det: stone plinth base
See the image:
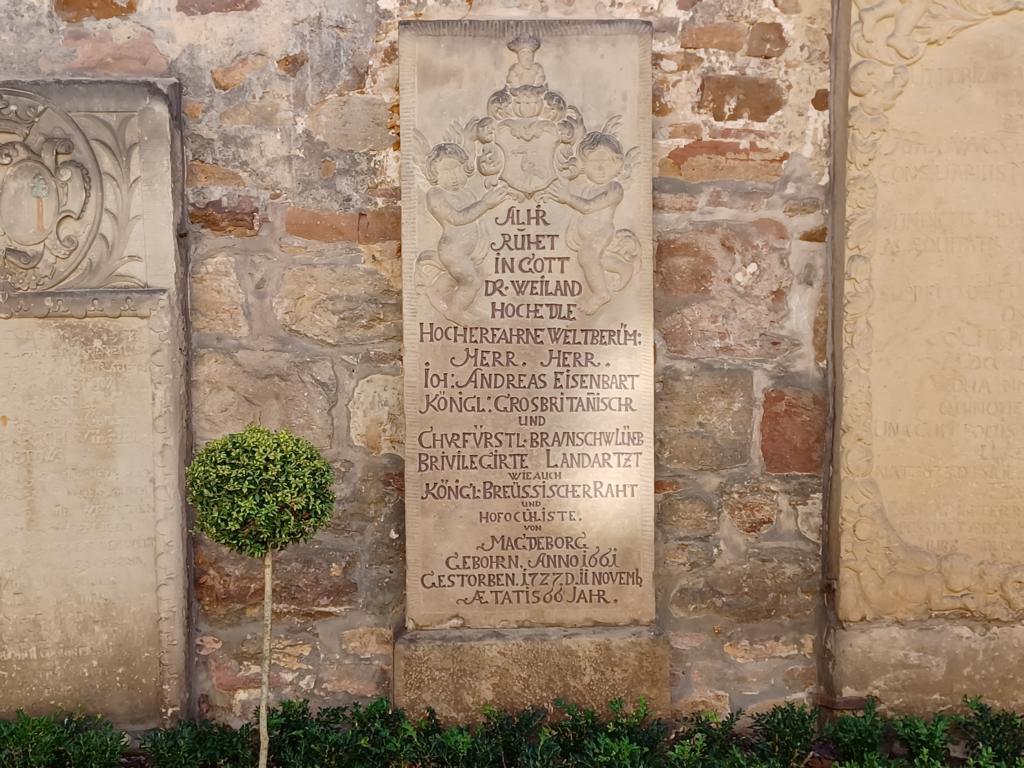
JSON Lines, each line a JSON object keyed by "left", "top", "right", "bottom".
{"left": 394, "top": 626, "right": 669, "bottom": 721}
{"left": 830, "top": 622, "right": 1024, "bottom": 713}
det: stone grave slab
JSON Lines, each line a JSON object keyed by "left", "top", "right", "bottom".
{"left": 833, "top": 3, "right": 1024, "bottom": 709}
{"left": 0, "top": 81, "right": 187, "bottom": 728}
{"left": 400, "top": 19, "right": 655, "bottom": 630}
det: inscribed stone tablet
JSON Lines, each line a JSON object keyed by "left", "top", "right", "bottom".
{"left": 0, "top": 81, "right": 186, "bottom": 727}
{"left": 837, "top": 9, "right": 1024, "bottom": 623}
{"left": 401, "top": 20, "right": 654, "bottom": 629}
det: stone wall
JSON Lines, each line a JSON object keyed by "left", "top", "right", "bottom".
{"left": 0, "top": 0, "right": 830, "bottom": 721}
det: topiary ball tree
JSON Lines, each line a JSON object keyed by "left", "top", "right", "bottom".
{"left": 186, "top": 425, "right": 335, "bottom": 768}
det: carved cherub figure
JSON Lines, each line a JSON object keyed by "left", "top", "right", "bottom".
{"left": 415, "top": 136, "right": 510, "bottom": 323}
{"left": 541, "top": 122, "right": 639, "bottom": 315}
{"left": 858, "top": 0, "right": 931, "bottom": 58}
{"left": 506, "top": 33, "right": 546, "bottom": 88}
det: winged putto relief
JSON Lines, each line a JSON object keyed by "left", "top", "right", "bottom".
{"left": 411, "top": 33, "right": 641, "bottom": 324}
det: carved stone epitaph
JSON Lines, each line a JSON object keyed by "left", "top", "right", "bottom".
{"left": 0, "top": 81, "right": 186, "bottom": 728}
{"left": 836, "top": 1, "right": 1024, "bottom": 623}
{"left": 401, "top": 21, "right": 654, "bottom": 628}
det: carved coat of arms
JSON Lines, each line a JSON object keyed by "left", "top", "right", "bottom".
{"left": 411, "top": 33, "right": 642, "bottom": 324}
{"left": 0, "top": 91, "right": 100, "bottom": 292}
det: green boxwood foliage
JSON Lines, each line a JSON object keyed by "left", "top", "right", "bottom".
{"left": 10, "top": 696, "right": 1024, "bottom": 767}
{"left": 0, "top": 711, "right": 125, "bottom": 768}
{"left": 186, "top": 425, "right": 335, "bottom": 557}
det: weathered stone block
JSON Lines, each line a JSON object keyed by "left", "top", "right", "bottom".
{"left": 190, "top": 253, "right": 249, "bottom": 336}
{"left": 191, "top": 350, "right": 337, "bottom": 448}
{"left": 656, "top": 366, "right": 753, "bottom": 471}
{"left": 196, "top": 540, "right": 358, "bottom": 623}
{"left": 656, "top": 230, "right": 716, "bottom": 297}
{"left": 722, "top": 478, "right": 780, "bottom": 535}
{"left": 670, "top": 546, "right": 818, "bottom": 621}
{"left": 348, "top": 373, "right": 404, "bottom": 456}
{"left": 187, "top": 160, "right": 246, "bottom": 188}
{"left": 210, "top": 55, "right": 267, "bottom": 90}
{"left": 831, "top": 624, "right": 1024, "bottom": 713}
{"left": 307, "top": 94, "right": 394, "bottom": 151}
{"left": 658, "top": 493, "right": 720, "bottom": 538}
{"left": 283, "top": 207, "right": 400, "bottom": 245}
{"left": 273, "top": 262, "right": 401, "bottom": 346}
{"left": 178, "top": 0, "right": 259, "bottom": 13}
{"left": 394, "top": 628, "right": 670, "bottom": 722}
{"left": 656, "top": 219, "right": 792, "bottom": 362}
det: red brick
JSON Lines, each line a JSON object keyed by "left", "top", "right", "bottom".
{"left": 357, "top": 206, "right": 401, "bottom": 244}
{"left": 706, "top": 186, "right": 771, "bottom": 212}
{"left": 277, "top": 51, "right": 308, "bottom": 76}
{"left": 285, "top": 206, "right": 358, "bottom": 242}
{"left": 799, "top": 225, "right": 828, "bottom": 243}
{"left": 189, "top": 198, "right": 261, "bottom": 236}
{"left": 54, "top": 0, "right": 136, "bottom": 22}
{"left": 211, "top": 55, "right": 266, "bottom": 90}
{"left": 812, "top": 88, "right": 830, "bottom": 111}
{"left": 58, "top": 29, "right": 168, "bottom": 76}
{"left": 656, "top": 231, "right": 716, "bottom": 296}
{"left": 698, "top": 75, "right": 786, "bottom": 122}
{"left": 667, "top": 140, "right": 788, "bottom": 183}
{"left": 284, "top": 206, "right": 400, "bottom": 244}
{"left": 187, "top": 161, "right": 245, "bottom": 188}
{"left": 761, "top": 388, "right": 827, "bottom": 474}
{"left": 746, "top": 22, "right": 787, "bottom": 58}
{"left": 680, "top": 22, "right": 746, "bottom": 53}
{"left": 653, "top": 51, "right": 704, "bottom": 75}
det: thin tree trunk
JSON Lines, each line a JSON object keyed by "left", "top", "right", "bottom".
{"left": 259, "top": 549, "right": 272, "bottom": 768}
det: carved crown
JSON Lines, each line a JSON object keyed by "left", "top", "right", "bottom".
{"left": 0, "top": 94, "right": 43, "bottom": 140}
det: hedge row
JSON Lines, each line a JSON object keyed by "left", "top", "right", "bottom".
{"left": 3, "top": 696, "right": 1024, "bottom": 767}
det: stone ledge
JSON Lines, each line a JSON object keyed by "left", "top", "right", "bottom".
{"left": 830, "top": 623, "right": 1024, "bottom": 713}
{"left": 393, "top": 626, "right": 669, "bottom": 722}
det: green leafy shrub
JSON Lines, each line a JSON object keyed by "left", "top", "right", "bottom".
{"left": 956, "top": 697, "right": 1024, "bottom": 765}
{"left": 187, "top": 425, "right": 336, "bottom": 768}
{"left": 187, "top": 425, "right": 335, "bottom": 559}
{"left": 827, "top": 698, "right": 888, "bottom": 765}
{"left": 891, "top": 712, "right": 950, "bottom": 767}
{"left": 17, "top": 695, "right": 1024, "bottom": 767}
{"left": 671, "top": 709, "right": 745, "bottom": 766}
{"left": 750, "top": 701, "right": 819, "bottom": 767}
{"left": 141, "top": 719, "right": 256, "bottom": 768}
{"left": 0, "top": 711, "right": 125, "bottom": 768}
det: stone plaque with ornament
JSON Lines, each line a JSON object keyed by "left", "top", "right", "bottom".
{"left": 0, "top": 81, "right": 188, "bottom": 728}
{"left": 395, "top": 20, "right": 668, "bottom": 721}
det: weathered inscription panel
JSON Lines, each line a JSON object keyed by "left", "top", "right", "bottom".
{"left": 838, "top": 9, "right": 1024, "bottom": 622}
{"left": 401, "top": 21, "right": 654, "bottom": 628}
{"left": 0, "top": 82, "right": 186, "bottom": 727}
